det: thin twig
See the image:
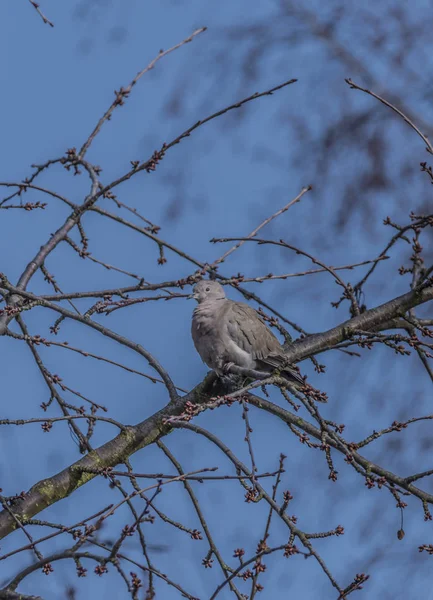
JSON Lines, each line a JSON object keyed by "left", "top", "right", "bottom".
{"left": 27, "top": 0, "right": 54, "bottom": 27}
{"left": 78, "top": 28, "right": 207, "bottom": 158}
{"left": 210, "top": 186, "right": 311, "bottom": 267}
{"left": 345, "top": 79, "right": 433, "bottom": 155}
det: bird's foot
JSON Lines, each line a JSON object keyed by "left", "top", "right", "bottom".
{"left": 222, "top": 362, "right": 235, "bottom": 375}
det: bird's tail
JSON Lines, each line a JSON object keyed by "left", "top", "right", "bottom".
{"left": 260, "top": 354, "right": 328, "bottom": 401}
{"left": 281, "top": 366, "right": 305, "bottom": 388}
{"left": 258, "top": 353, "right": 305, "bottom": 388}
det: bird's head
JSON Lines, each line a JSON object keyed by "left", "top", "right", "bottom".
{"left": 190, "top": 280, "right": 226, "bottom": 303}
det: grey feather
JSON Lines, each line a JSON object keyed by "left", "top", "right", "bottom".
{"left": 191, "top": 280, "right": 304, "bottom": 386}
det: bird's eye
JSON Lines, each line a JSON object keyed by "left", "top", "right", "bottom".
{"left": 205, "top": 287, "right": 210, "bottom": 292}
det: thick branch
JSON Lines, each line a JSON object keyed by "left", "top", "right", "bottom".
{"left": 282, "top": 283, "right": 433, "bottom": 363}
{"left": 0, "top": 373, "right": 217, "bottom": 541}
{"left": 0, "top": 591, "right": 43, "bottom": 600}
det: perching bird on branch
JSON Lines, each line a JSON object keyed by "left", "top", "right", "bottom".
{"left": 191, "top": 280, "right": 304, "bottom": 386}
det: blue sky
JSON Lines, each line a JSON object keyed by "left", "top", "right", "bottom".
{"left": 1, "top": 2, "right": 433, "bottom": 599}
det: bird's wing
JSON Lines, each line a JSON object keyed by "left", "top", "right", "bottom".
{"left": 224, "top": 301, "right": 282, "bottom": 360}
{"left": 224, "top": 301, "right": 304, "bottom": 385}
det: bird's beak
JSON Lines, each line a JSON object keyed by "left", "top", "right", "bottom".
{"left": 188, "top": 293, "right": 199, "bottom": 300}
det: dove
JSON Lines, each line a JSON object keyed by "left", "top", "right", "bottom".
{"left": 190, "top": 280, "right": 304, "bottom": 385}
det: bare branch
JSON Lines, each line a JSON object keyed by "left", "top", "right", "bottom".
{"left": 27, "top": 0, "right": 53, "bottom": 27}
{"left": 345, "top": 79, "right": 433, "bottom": 155}
{"left": 78, "top": 27, "right": 207, "bottom": 159}
{"left": 210, "top": 186, "right": 311, "bottom": 267}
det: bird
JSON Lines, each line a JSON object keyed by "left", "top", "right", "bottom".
{"left": 190, "top": 280, "right": 304, "bottom": 386}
